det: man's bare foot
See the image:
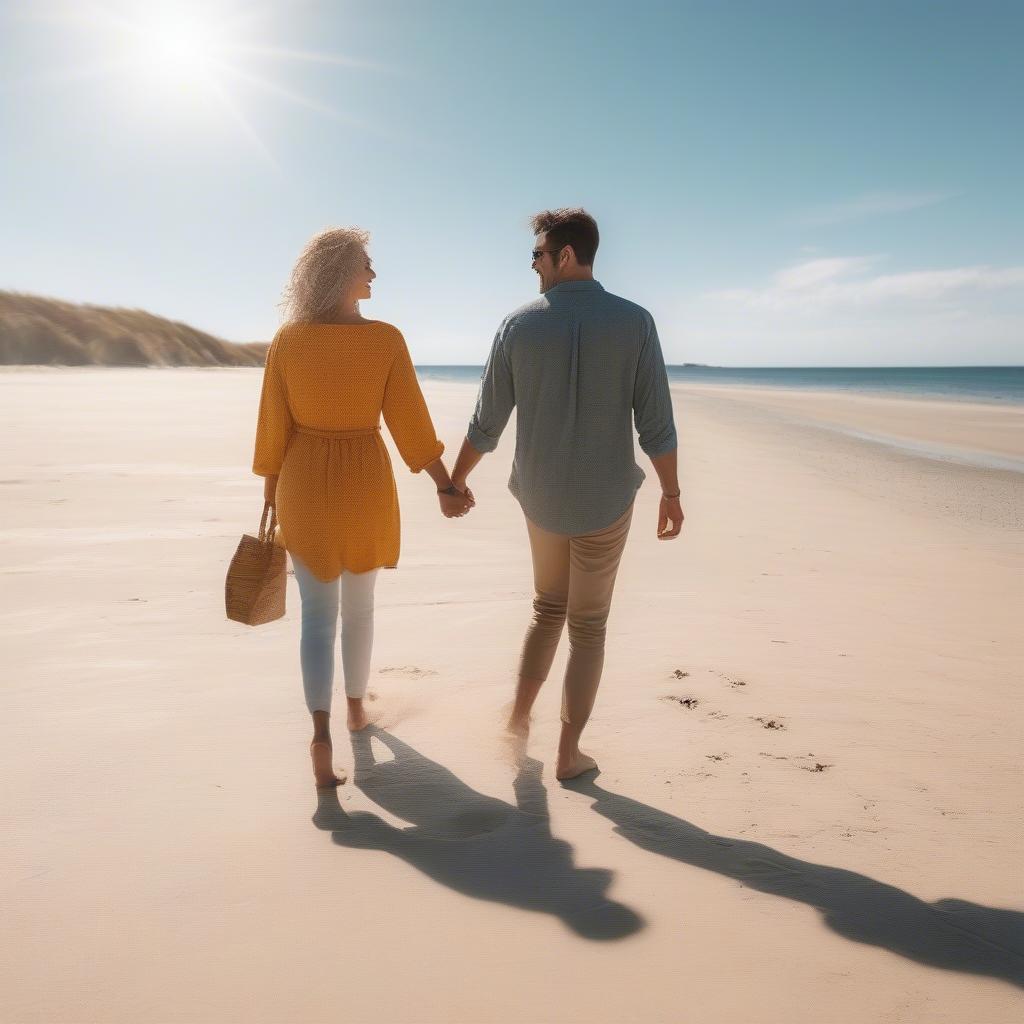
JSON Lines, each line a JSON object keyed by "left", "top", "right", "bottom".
{"left": 555, "top": 751, "right": 598, "bottom": 780}
{"left": 347, "top": 700, "right": 375, "bottom": 732}
{"left": 310, "top": 740, "right": 346, "bottom": 788}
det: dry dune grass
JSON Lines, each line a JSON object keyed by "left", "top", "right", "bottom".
{"left": 0, "top": 291, "right": 268, "bottom": 367}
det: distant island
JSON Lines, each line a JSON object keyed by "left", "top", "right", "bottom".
{"left": 0, "top": 291, "right": 268, "bottom": 367}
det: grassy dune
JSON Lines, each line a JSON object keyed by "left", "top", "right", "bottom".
{"left": 0, "top": 291, "right": 268, "bottom": 367}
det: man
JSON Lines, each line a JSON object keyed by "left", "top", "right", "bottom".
{"left": 451, "top": 208, "right": 682, "bottom": 780}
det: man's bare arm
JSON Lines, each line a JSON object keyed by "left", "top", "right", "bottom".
{"left": 650, "top": 448, "right": 683, "bottom": 539}
{"left": 451, "top": 438, "right": 485, "bottom": 491}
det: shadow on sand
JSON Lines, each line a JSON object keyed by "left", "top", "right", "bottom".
{"left": 561, "top": 774, "right": 1024, "bottom": 988}
{"left": 312, "top": 727, "right": 643, "bottom": 941}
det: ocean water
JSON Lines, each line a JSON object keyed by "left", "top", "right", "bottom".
{"left": 416, "top": 365, "right": 1024, "bottom": 405}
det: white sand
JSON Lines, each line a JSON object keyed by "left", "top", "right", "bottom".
{"left": 2, "top": 369, "right": 1022, "bottom": 1023}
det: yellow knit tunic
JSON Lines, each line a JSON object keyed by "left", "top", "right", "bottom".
{"left": 252, "top": 321, "right": 444, "bottom": 581}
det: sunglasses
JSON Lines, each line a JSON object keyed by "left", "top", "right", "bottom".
{"left": 531, "top": 247, "right": 563, "bottom": 261}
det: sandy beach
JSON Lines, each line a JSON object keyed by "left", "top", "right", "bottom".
{"left": 2, "top": 368, "right": 1022, "bottom": 1023}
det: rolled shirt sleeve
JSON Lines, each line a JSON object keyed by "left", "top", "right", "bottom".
{"left": 633, "top": 313, "right": 677, "bottom": 457}
{"left": 252, "top": 331, "right": 294, "bottom": 476}
{"left": 467, "top": 321, "right": 516, "bottom": 453}
{"left": 381, "top": 331, "right": 445, "bottom": 472}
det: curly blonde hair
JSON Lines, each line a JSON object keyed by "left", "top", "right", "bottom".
{"left": 280, "top": 226, "right": 371, "bottom": 325}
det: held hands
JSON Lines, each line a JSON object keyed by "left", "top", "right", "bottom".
{"left": 438, "top": 483, "right": 475, "bottom": 519}
{"left": 657, "top": 493, "right": 684, "bottom": 539}
{"left": 426, "top": 456, "right": 474, "bottom": 519}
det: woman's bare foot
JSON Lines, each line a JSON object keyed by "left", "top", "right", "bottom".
{"left": 505, "top": 712, "right": 530, "bottom": 738}
{"left": 310, "top": 740, "right": 346, "bottom": 788}
{"left": 346, "top": 698, "right": 375, "bottom": 732}
{"left": 506, "top": 677, "right": 543, "bottom": 736}
{"left": 555, "top": 750, "right": 598, "bottom": 780}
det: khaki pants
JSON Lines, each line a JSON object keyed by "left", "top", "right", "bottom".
{"left": 518, "top": 503, "right": 634, "bottom": 727}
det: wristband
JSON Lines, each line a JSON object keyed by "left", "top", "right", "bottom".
{"left": 662, "top": 490, "right": 681, "bottom": 499}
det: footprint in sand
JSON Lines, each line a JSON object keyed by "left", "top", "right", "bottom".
{"left": 710, "top": 669, "right": 748, "bottom": 688}
{"left": 753, "top": 716, "right": 786, "bottom": 730}
{"left": 660, "top": 695, "right": 700, "bottom": 709}
{"left": 705, "top": 753, "right": 729, "bottom": 762}
{"left": 760, "top": 752, "right": 833, "bottom": 773}
{"left": 660, "top": 695, "right": 729, "bottom": 720}
{"left": 659, "top": 692, "right": 700, "bottom": 708}
{"left": 378, "top": 666, "right": 438, "bottom": 678}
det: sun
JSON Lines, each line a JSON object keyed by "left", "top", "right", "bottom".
{"left": 29, "top": 1, "right": 383, "bottom": 157}
{"left": 130, "top": 8, "right": 229, "bottom": 93}
{"left": 141, "top": 13, "right": 224, "bottom": 74}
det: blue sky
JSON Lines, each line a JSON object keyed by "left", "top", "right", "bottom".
{"left": 2, "top": 0, "right": 1022, "bottom": 365}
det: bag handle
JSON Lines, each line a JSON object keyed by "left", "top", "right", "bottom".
{"left": 258, "top": 501, "right": 278, "bottom": 543}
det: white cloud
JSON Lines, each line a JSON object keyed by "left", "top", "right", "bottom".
{"left": 800, "top": 190, "right": 957, "bottom": 226}
{"left": 670, "top": 308, "right": 1024, "bottom": 367}
{"left": 708, "top": 258, "right": 1024, "bottom": 313}
{"left": 679, "top": 256, "right": 1024, "bottom": 365}
{"left": 773, "top": 256, "right": 879, "bottom": 291}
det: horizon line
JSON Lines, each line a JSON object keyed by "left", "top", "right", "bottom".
{"left": 414, "top": 363, "right": 1024, "bottom": 370}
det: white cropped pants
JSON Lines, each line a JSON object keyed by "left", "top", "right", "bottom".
{"left": 291, "top": 557, "right": 378, "bottom": 714}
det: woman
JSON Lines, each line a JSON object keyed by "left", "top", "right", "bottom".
{"left": 253, "top": 227, "right": 472, "bottom": 788}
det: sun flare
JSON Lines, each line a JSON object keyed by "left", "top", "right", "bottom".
{"left": 130, "top": 8, "right": 228, "bottom": 92}
{"left": 32, "top": 1, "right": 382, "bottom": 156}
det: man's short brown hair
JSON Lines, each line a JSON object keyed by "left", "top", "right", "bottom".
{"left": 530, "top": 208, "right": 599, "bottom": 267}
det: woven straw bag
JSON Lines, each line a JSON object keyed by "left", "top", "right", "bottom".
{"left": 225, "top": 502, "right": 286, "bottom": 626}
